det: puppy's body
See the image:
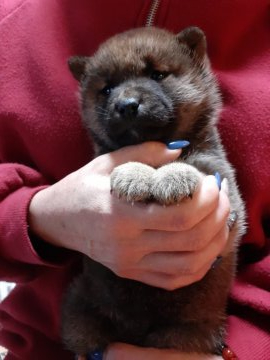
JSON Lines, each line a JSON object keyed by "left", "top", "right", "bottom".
{"left": 62, "top": 27, "right": 245, "bottom": 355}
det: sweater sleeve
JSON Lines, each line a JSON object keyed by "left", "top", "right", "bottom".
{"left": 0, "top": 0, "right": 90, "bottom": 285}
{"left": 0, "top": 163, "right": 72, "bottom": 283}
{"left": 225, "top": 168, "right": 270, "bottom": 359}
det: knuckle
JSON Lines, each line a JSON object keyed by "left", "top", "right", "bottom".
{"left": 189, "top": 263, "right": 200, "bottom": 275}
{"left": 139, "top": 143, "right": 158, "bottom": 165}
{"left": 219, "top": 191, "right": 231, "bottom": 222}
{"left": 223, "top": 195, "right": 231, "bottom": 218}
{"left": 113, "top": 260, "right": 127, "bottom": 277}
{"left": 171, "top": 261, "right": 198, "bottom": 277}
{"left": 184, "top": 260, "right": 200, "bottom": 276}
{"left": 170, "top": 213, "right": 191, "bottom": 231}
{"left": 210, "top": 182, "right": 220, "bottom": 199}
{"left": 110, "top": 247, "right": 128, "bottom": 274}
{"left": 142, "top": 142, "right": 169, "bottom": 167}
{"left": 179, "top": 264, "right": 191, "bottom": 276}
{"left": 112, "top": 249, "right": 140, "bottom": 279}
{"left": 164, "top": 270, "right": 198, "bottom": 290}
{"left": 189, "top": 235, "right": 205, "bottom": 251}
{"left": 210, "top": 191, "right": 220, "bottom": 211}
{"left": 163, "top": 270, "right": 207, "bottom": 290}
{"left": 220, "top": 227, "right": 230, "bottom": 249}
{"left": 193, "top": 267, "right": 208, "bottom": 282}
{"left": 144, "top": 141, "right": 164, "bottom": 154}
{"left": 204, "top": 178, "right": 220, "bottom": 206}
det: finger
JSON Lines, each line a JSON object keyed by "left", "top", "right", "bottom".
{"left": 137, "top": 175, "right": 220, "bottom": 232}
{"left": 148, "top": 224, "right": 227, "bottom": 274}
{"left": 86, "top": 141, "right": 182, "bottom": 175}
{"left": 131, "top": 244, "right": 226, "bottom": 290}
{"left": 104, "top": 343, "right": 179, "bottom": 360}
{"left": 105, "top": 343, "right": 222, "bottom": 360}
{"left": 139, "top": 187, "right": 230, "bottom": 253}
{"left": 128, "top": 261, "right": 212, "bottom": 290}
{"left": 122, "top": 226, "right": 228, "bottom": 289}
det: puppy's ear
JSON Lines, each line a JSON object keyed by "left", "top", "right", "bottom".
{"left": 177, "top": 27, "right": 207, "bottom": 60}
{"left": 68, "top": 56, "right": 89, "bottom": 81}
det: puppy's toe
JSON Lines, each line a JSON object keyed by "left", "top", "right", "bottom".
{"left": 151, "top": 163, "right": 202, "bottom": 205}
{"left": 110, "top": 162, "right": 155, "bottom": 202}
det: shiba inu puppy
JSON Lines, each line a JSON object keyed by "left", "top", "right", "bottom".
{"left": 62, "top": 26, "right": 245, "bottom": 356}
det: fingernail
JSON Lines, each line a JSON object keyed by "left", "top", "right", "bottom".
{"left": 167, "top": 140, "right": 190, "bottom": 150}
{"left": 87, "top": 351, "right": 103, "bottom": 360}
{"left": 214, "top": 172, "right": 222, "bottom": 190}
{"left": 211, "top": 256, "right": 223, "bottom": 269}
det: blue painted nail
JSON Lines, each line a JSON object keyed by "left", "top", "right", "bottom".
{"left": 167, "top": 140, "right": 190, "bottom": 149}
{"left": 215, "top": 172, "right": 221, "bottom": 190}
{"left": 211, "top": 256, "right": 223, "bottom": 269}
{"left": 87, "top": 351, "right": 103, "bottom": 360}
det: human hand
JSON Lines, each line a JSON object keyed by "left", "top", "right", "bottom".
{"left": 77, "top": 343, "right": 222, "bottom": 360}
{"left": 29, "top": 141, "right": 230, "bottom": 290}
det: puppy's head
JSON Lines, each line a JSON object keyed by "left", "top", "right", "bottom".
{"left": 69, "top": 27, "right": 221, "bottom": 154}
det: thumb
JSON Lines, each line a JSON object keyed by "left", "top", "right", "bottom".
{"left": 94, "top": 141, "right": 185, "bottom": 174}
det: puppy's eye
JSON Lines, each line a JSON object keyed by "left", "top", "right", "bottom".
{"left": 150, "top": 71, "right": 168, "bottom": 81}
{"left": 101, "top": 85, "right": 113, "bottom": 96}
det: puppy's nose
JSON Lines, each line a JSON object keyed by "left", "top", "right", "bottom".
{"left": 115, "top": 98, "right": 139, "bottom": 117}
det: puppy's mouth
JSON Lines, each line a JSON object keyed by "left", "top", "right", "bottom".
{"left": 108, "top": 117, "right": 177, "bottom": 147}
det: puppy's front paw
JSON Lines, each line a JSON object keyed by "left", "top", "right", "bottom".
{"left": 110, "top": 162, "right": 155, "bottom": 202}
{"left": 151, "top": 163, "right": 202, "bottom": 205}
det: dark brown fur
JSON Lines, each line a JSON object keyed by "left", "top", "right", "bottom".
{"left": 62, "top": 27, "right": 246, "bottom": 355}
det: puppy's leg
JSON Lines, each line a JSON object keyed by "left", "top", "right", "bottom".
{"left": 110, "top": 162, "right": 155, "bottom": 202}
{"left": 62, "top": 274, "right": 114, "bottom": 355}
{"left": 151, "top": 162, "right": 202, "bottom": 205}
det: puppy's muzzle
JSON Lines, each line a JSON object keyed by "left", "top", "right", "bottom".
{"left": 115, "top": 98, "right": 139, "bottom": 118}
{"left": 106, "top": 79, "right": 175, "bottom": 143}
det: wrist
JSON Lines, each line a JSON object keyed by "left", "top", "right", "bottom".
{"left": 28, "top": 186, "right": 64, "bottom": 248}
{"left": 27, "top": 186, "right": 76, "bottom": 262}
